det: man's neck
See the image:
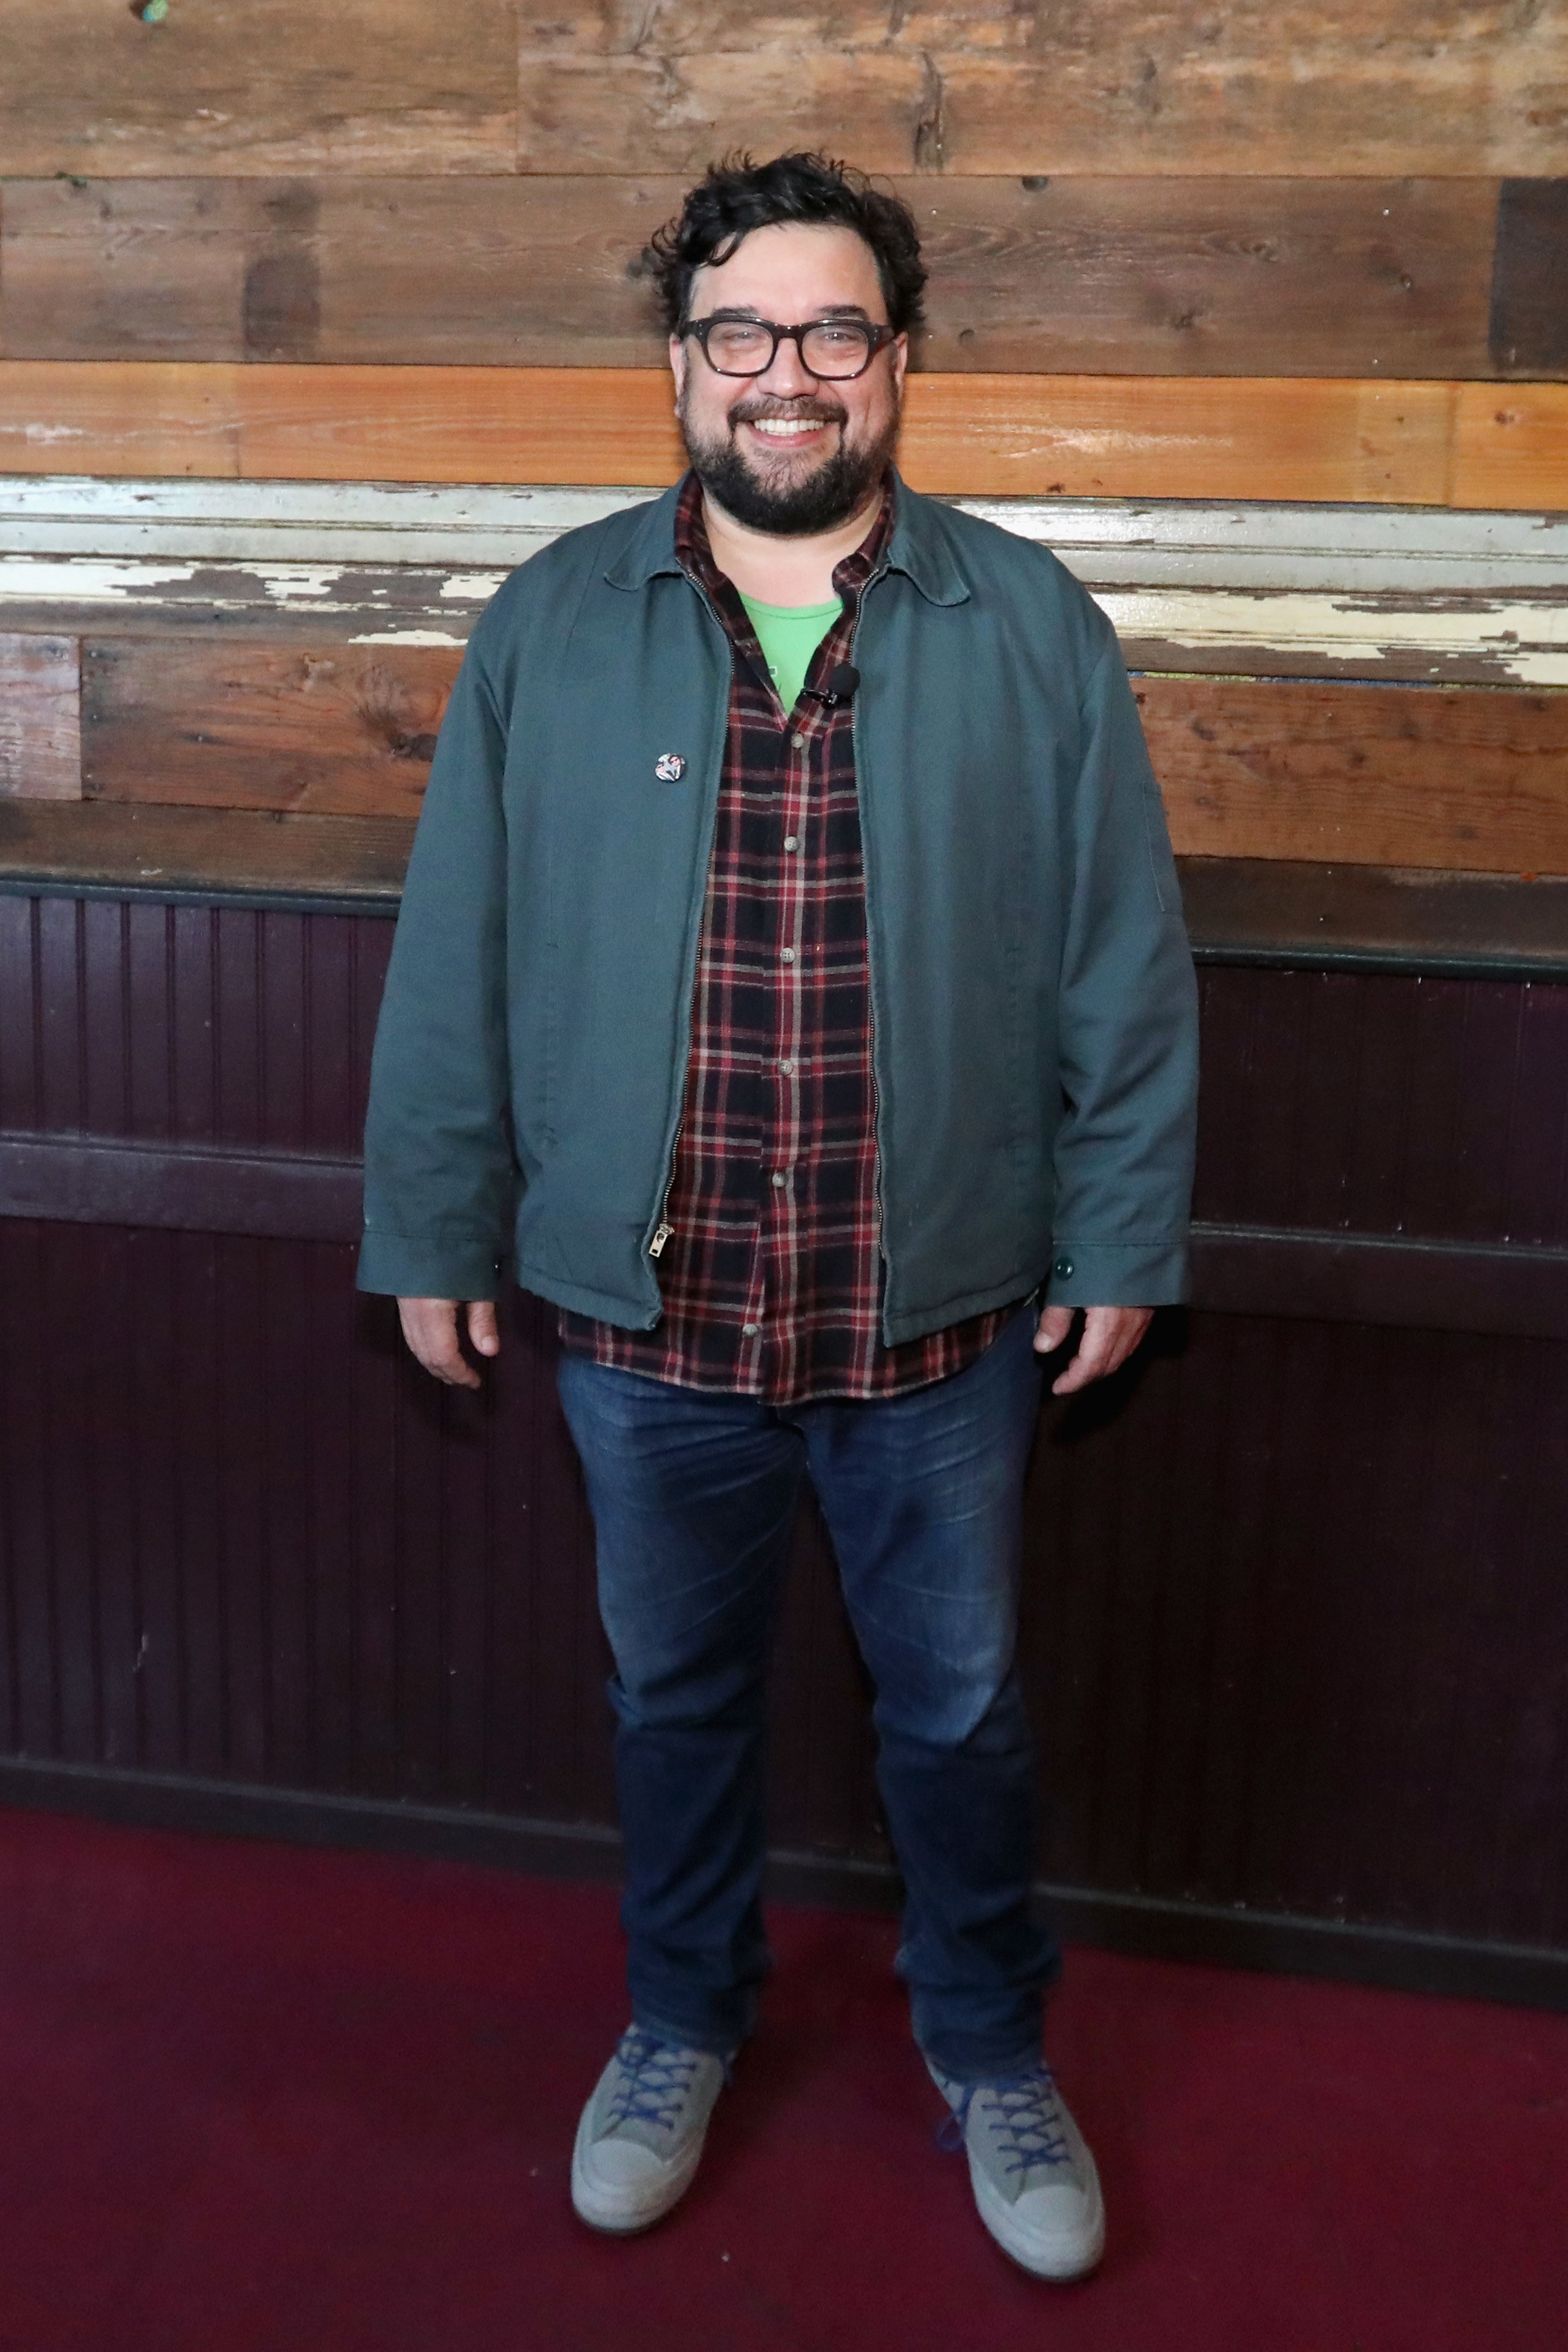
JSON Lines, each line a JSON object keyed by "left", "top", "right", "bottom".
{"left": 699, "top": 483, "right": 886, "bottom": 606}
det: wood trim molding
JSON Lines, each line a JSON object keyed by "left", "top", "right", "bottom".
{"left": 3, "top": 1123, "right": 1566, "bottom": 1342}
{"left": 0, "top": 1133, "right": 362, "bottom": 1243}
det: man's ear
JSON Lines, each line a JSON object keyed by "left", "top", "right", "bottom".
{"left": 669, "top": 336, "right": 687, "bottom": 407}
{"left": 890, "top": 332, "right": 909, "bottom": 399}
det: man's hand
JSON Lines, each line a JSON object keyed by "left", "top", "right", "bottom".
{"left": 1033, "top": 1303, "right": 1153, "bottom": 1396}
{"left": 397, "top": 1297, "right": 501, "bottom": 1390}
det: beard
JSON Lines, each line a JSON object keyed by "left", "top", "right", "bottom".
{"left": 677, "top": 387, "right": 901, "bottom": 536}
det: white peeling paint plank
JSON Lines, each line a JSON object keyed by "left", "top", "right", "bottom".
{"left": 4, "top": 479, "right": 1568, "bottom": 593}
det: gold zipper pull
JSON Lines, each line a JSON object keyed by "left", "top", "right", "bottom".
{"left": 649, "top": 1222, "right": 673, "bottom": 1259}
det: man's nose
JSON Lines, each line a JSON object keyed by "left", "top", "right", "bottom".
{"left": 754, "top": 333, "right": 818, "bottom": 398}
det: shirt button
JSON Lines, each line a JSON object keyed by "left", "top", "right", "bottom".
{"left": 791, "top": 732, "right": 806, "bottom": 748}
{"left": 742, "top": 1322, "right": 760, "bottom": 1338}
{"left": 780, "top": 947, "right": 796, "bottom": 964}
{"left": 783, "top": 835, "right": 799, "bottom": 851}
{"left": 1053, "top": 1255, "right": 1074, "bottom": 1280}
{"left": 770, "top": 1171, "right": 787, "bottom": 1187}
{"left": 777, "top": 1058, "right": 793, "bottom": 1074}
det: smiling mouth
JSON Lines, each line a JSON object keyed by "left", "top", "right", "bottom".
{"left": 735, "top": 411, "right": 843, "bottom": 444}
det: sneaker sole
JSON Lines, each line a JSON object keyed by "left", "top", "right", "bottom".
{"left": 569, "top": 2099, "right": 710, "bottom": 2235}
{"left": 968, "top": 2147, "right": 1106, "bottom": 2282}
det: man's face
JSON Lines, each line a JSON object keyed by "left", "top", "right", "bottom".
{"left": 670, "top": 222, "right": 908, "bottom": 536}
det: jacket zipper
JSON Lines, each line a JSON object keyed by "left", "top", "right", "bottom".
{"left": 648, "top": 555, "right": 727, "bottom": 1266}
{"left": 852, "top": 557, "right": 894, "bottom": 1275}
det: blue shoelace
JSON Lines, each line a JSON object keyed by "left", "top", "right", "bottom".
{"left": 938, "top": 2067, "right": 1072, "bottom": 2178}
{"left": 606, "top": 2031, "right": 705, "bottom": 2132}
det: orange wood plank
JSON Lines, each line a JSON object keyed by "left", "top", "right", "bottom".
{"left": 0, "top": 363, "right": 246, "bottom": 478}
{"left": 236, "top": 365, "right": 686, "bottom": 488}
{"left": 1452, "top": 385, "right": 1568, "bottom": 513}
{"left": 904, "top": 376, "right": 1456, "bottom": 503}
{"left": 1, "top": 362, "right": 1562, "bottom": 507}
{"left": 0, "top": 361, "right": 1462, "bottom": 503}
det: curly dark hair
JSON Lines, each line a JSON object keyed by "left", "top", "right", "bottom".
{"left": 639, "top": 152, "right": 927, "bottom": 338}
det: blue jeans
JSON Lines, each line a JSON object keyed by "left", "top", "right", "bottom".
{"left": 556, "top": 1303, "right": 1060, "bottom": 2084}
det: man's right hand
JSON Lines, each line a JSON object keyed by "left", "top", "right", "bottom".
{"left": 397, "top": 1297, "right": 501, "bottom": 1389}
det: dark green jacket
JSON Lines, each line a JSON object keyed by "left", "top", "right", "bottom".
{"left": 358, "top": 473, "right": 1199, "bottom": 1340}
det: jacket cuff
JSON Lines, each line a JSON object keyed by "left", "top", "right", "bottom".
{"left": 356, "top": 1229, "right": 504, "bottom": 1301}
{"left": 1044, "top": 1239, "right": 1189, "bottom": 1308}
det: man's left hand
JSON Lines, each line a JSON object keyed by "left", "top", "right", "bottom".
{"left": 1033, "top": 1303, "right": 1154, "bottom": 1396}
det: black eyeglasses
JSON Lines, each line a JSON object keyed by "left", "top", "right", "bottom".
{"left": 681, "top": 315, "right": 898, "bottom": 381}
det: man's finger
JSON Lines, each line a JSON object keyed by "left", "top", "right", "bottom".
{"left": 1050, "top": 1321, "right": 1115, "bottom": 1394}
{"left": 1033, "top": 1303, "right": 1076, "bottom": 1355}
{"left": 397, "top": 1297, "right": 483, "bottom": 1390}
{"left": 1050, "top": 1306, "right": 1154, "bottom": 1396}
{"left": 467, "top": 1299, "right": 501, "bottom": 1358}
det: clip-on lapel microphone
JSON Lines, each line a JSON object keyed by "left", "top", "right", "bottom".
{"left": 804, "top": 662, "right": 861, "bottom": 710}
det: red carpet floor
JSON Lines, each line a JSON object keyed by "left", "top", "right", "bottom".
{"left": 1, "top": 1809, "right": 1565, "bottom": 2352}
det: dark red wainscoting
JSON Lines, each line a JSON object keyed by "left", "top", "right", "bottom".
{"left": 1, "top": 892, "right": 1565, "bottom": 2000}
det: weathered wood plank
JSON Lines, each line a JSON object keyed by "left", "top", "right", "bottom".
{"left": 11, "top": 478, "right": 1565, "bottom": 589}
{"left": 0, "top": 175, "right": 1503, "bottom": 380}
{"left": 8, "top": 566, "right": 1568, "bottom": 686}
{"left": 1490, "top": 182, "right": 1568, "bottom": 374}
{"left": 0, "top": 636, "right": 81, "bottom": 801}
{"left": 15, "top": 583, "right": 1568, "bottom": 686}
{"left": 0, "top": 799, "right": 414, "bottom": 900}
{"left": 9, "top": 484, "right": 1567, "bottom": 684}
{"left": 516, "top": 46, "right": 932, "bottom": 178}
{"left": 908, "top": 177, "right": 1499, "bottom": 377}
{"left": 932, "top": 31, "right": 1568, "bottom": 180}
{"left": 81, "top": 640, "right": 458, "bottom": 818}
{"left": 518, "top": 4, "right": 1568, "bottom": 178}
{"left": 1140, "top": 676, "right": 1568, "bottom": 874}
{"left": 0, "top": 0, "right": 516, "bottom": 176}
{"left": 0, "top": 178, "right": 671, "bottom": 368}
{"left": 70, "top": 634, "right": 1568, "bottom": 875}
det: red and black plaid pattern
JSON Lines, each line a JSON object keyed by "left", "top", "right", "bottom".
{"left": 558, "top": 474, "right": 1010, "bottom": 1403}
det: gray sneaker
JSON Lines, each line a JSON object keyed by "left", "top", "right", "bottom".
{"left": 927, "top": 2058, "right": 1106, "bottom": 2280}
{"left": 571, "top": 2027, "right": 729, "bottom": 2235}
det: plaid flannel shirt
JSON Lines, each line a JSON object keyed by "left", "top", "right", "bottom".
{"left": 559, "top": 476, "right": 1012, "bottom": 1402}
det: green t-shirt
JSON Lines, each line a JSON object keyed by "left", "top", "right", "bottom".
{"left": 738, "top": 593, "right": 842, "bottom": 716}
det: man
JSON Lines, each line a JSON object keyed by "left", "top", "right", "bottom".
{"left": 359, "top": 153, "right": 1198, "bottom": 2280}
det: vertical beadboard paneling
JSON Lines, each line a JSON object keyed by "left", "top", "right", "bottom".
{"left": 0, "top": 899, "right": 397, "bottom": 1152}
{"left": 1194, "top": 967, "right": 1568, "bottom": 1245}
{"left": 2, "top": 901, "right": 1567, "bottom": 1955}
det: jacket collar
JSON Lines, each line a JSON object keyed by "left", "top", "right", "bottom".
{"left": 604, "top": 469, "right": 969, "bottom": 607}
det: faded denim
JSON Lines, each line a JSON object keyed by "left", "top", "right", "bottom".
{"left": 557, "top": 1304, "right": 1061, "bottom": 2083}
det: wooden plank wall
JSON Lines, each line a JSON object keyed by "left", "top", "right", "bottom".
{"left": 0, "top": 5, "right": 1565, "bottom": 881}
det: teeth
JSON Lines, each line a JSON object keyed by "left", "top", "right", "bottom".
{"left": 748, "top": 417, "right": 828, "bottom": 437}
